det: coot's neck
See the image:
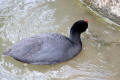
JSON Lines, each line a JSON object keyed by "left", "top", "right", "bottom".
{"left": 69, "top": 31, "right": 82, "bottom": 44}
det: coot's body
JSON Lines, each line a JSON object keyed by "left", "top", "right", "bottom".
{"left": 3, "top": 20, "right": 88, "bottom": 65}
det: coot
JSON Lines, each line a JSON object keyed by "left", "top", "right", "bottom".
{"left": 3, "top": 20, "right": 88, "bottom": 65}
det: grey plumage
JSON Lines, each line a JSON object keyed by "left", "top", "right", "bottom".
{"left": 3, "top": 20, "right": 88, "bottom": 65}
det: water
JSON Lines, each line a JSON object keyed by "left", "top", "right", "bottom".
{"left": 0, "top": 0, "right": 120, "bottom": 80}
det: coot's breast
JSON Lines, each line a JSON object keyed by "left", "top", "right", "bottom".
{"left": 4, "top": 33, "right": 81, "bottom": 64}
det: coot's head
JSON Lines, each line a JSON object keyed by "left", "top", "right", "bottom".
{"left": 71, "top": 19, "right": 88, "bottom": 33}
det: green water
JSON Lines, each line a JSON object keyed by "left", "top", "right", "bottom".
{"left": 0, "top": 0, "right": 120, "bottom": 80}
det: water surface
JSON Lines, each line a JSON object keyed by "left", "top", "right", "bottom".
{"left": 0, "top": 0, "right": 120, "bottom": 80}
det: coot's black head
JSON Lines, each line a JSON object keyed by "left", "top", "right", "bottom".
{"left": 70, "top": 19, "right": 88, "bottom": 33}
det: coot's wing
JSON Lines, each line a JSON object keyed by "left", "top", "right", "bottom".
{"left": 3, "top": 33, "right": 74, "bottom": 64}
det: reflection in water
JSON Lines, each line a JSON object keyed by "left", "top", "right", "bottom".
{"left": 0, "top": 0, "right": 120, "bottom": 80}
{"left": 0, "top": 63, "right": 113, "bottom": 80}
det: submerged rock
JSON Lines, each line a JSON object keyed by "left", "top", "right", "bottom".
{"left": 82, "top": 0, "right": 120, "bottom": 25}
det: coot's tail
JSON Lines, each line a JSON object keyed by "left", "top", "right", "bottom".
{"left": 3, "top": 48, "right": 11, "bottom": 56}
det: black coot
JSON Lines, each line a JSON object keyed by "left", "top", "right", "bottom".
{"left": 3, "top": 20, "right": 88, "bottom": 65}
